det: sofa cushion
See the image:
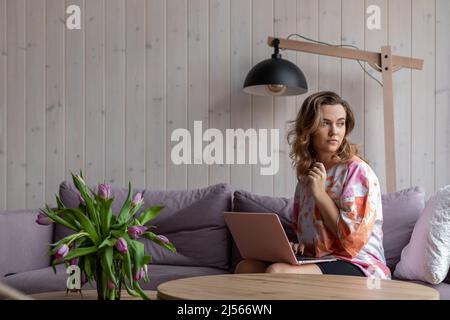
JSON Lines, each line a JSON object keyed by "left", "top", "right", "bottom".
{"left": 2, "top": 264, "right": 228, "bottom": 294}
{"left": 230, "top": 190, "right": 296, "bottom": 272}
{"left": 394, "top": 185, "right": 450, "bottom": 284}
{"left": 0, "top": 209, "right": 54, "bottom": 277}
{"left": 57, "top": 182, "right": 233, "bottom": 270}
{"left": 382, "top": 186, "right": 425, "bottom": 272}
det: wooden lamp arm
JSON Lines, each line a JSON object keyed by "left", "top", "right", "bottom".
{"left": 267, "top": 37, "right": 423, "bottom": 71}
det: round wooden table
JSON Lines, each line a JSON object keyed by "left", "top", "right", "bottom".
{"left": 157, "top": 273, "right": 439, "bottom": 300}
{"left": 30, "top": 290, "right": 157, "bottom": 300}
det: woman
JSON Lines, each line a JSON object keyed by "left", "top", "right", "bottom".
{"left": 235, "top": 91, "right": 391, "bottom": 279}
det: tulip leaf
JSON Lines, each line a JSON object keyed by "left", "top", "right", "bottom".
{"left": 100, "top": 198, "right": 114, "bottom": 237}
{"left": 110, "top": 229, "right": 126, "bottom": 239}
{"left": 61, "top": 208, "right": 100, "bottom": 245}
{"left": 56, "top": 212, "right": 82, "bottom": 230}
{"left": 129, "top": 240, "right": 145, "bottom": 274}
{"left": 123, "top": 251, "right": 134, "bottom": 288}
{"left": 143, "top": 255, "right": 152, "bottom": 265}
{"left": 101, "top": 268, "right": 108, "bottom": 298}
{"left": 63, "top": 246, "right": 98, "bottom": 261}
{"left": 49, "top": 232, "right": 90, "bottom": 256}
{"left": 133, "top": 282, "right": 150, "bottom": 300}
{"left": 75, "top": 236, "right": 93, "bottom": 249}
{"left": 127, "top": 201, "right": 143, "bottom": 221}
{"left": 137, "top": 206, "right": 164, "bottom": 226}
{"left": 110, "top": 220, "right": 127, "bottom": 231}
{"left": 71, "top": 172, "right": 100, "bottom": 229}
{"left": 123, "top": 281, "right": 140, "bottom": 298}
{"left": 100, "top": 247, "right": 117, "bottom": 286}
{"left": 55, "top": 195, "right": 66, "bottom": 210}
{"left": 45, "top": 205, "right": 81, "bottom": 230}
{"left": 121, "top": 274, "right": 139, "bottom": 297}
{"left": 41, "top": 209, "right": 78, "bottom": 232}
{"left": 98, "top": 236, "right": 117, "bottom": 249}
{"left": 84, "top": 255, "right": 93, "bottom": 279}
{"left": 161, "top": 242, "right": 176, "bottom": 253}
{"left": 117, "top": 182, "right": 132, "bottom": 223}
{"left": 142, "top": 232, "right": 177, "bottom": 253}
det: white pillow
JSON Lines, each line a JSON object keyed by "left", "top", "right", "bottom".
{"left": 394, "top": 185, "right": 450, "bottom": 284}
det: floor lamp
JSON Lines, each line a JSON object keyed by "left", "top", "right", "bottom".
{"left": 244, "top": 37, "right": 424, "bottom": 193}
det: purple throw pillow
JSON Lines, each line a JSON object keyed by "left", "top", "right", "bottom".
{"left": 382, "top": 186, "right": 425, "bottom": 272}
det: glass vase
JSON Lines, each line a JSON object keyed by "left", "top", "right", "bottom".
{"left": 95, "top": 262, "right": 122, "bottom": 300}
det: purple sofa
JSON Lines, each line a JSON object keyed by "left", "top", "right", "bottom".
{"left": 1, "top": 182, "right": 449, "bottom": 299}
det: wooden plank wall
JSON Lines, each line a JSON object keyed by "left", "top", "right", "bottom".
{"left": 0, "top": 0, "right": 448, "bottom": 210}
{"left": 45, "top": 0, "right": 65, "bottom": 205}
{"left": 389, "top": 0, "right": 412, "bottom": 191}
{"left": 436, "top": 0, "right": 450, "bottom": 191}
{"left": 7, "top": 0, "right": 26, "bottom": 209}
{"left": 25, "top": 0, "right": 45, "bottom": 209}
{"left": 412, "top": 0, "right": 436, "bottom": 199}
{"left": 0, "top": 0, "right": 5, "bottom": 209}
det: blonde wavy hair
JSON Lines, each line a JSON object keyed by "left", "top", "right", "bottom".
{"left": 287, "top": 91, "right": 364, "bottom": 180}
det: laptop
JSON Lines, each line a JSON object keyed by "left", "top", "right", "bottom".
{"left": 224, "top": 212, "right": 337, "bottom": 265}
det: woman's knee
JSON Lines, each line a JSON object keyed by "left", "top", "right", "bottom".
{"left": 266, "top": 262, "right": 323, "bottom": 274}
{"left": 234, "top": 259, "right": 268, "bottom": 274}
{"left": 265, "top": 262, "right": 289, "bottom": 274}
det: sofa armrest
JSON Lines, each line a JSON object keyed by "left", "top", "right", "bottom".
{"left": 0, "top": 209, "right": 54, "bottom": 277}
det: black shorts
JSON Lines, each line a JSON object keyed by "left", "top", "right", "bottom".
{"left": 315, "top": 260, "right": 365, "bottom": 277}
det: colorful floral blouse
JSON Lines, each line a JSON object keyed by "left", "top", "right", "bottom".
{"left": 291, "top": 155, "right": 391, "bottom": 279}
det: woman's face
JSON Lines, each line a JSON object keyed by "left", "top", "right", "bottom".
{"left": 311, "top": 104, "right": 347, "bottom": 158}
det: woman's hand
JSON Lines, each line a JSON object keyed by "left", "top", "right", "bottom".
{"left": 306, "top": 162, "right": 327, "bottom": 200}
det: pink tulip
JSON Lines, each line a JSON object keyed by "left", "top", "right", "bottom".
{"left": 128, "top": 226, "right": 147, "bottom": 239}
{"left": 131, "top": 193, "right": 143, "bottom": 207}
{"left": 133, "top": 268, "right": 145, "bottom": 281}
{"left": 98, "top": 183, "right": 111, "bottom": 200}
{"left": 115, "top": 237, "right": 128, "bottom": 254}
{"left": 156, "top": 235, "right": 170, "bottom": 244}
{"left": 36, "top": 213, "right": 52, "bottom": 225}
{"left": 107, "top": 280, "right": 115, "bottom": 290}
{"left": 55, "top": 244, "right": 69, "bottom": 260}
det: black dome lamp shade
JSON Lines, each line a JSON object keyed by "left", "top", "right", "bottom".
{"left": 243, "top": 38, "right": 308, "bottom": 96}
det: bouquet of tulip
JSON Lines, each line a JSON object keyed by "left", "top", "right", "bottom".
{"left": 36, "top": 171, "right": 176, "bottom": 300}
